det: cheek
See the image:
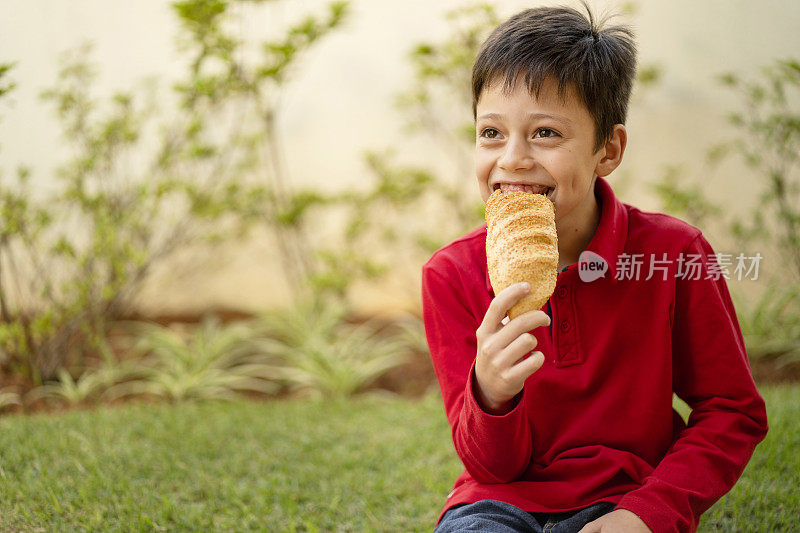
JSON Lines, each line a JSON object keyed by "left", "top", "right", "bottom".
{"left": 474, "top": 154, "right": 492, "bottom": 201}
{"left": 475, "top": 151, "right": 492, "bottom": 178}
{"left": 540, "top": 153, "right": 585, "bottom": 186}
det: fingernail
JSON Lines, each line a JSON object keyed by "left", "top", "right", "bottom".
{"left": 520, "top": 282, "right": 530, "bottom": 291}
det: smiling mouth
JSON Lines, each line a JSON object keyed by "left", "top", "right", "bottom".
{"left": 494, "top": 183, "right": 554, "bottom": 199}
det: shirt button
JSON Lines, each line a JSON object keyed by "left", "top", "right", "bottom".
{"left": 558, "top": 287, "right": 568, "bottom": 298}
{"left": 560, "top": 320, "right": 571, "bottom": 332}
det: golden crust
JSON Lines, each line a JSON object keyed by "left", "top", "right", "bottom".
{"left": 485, "top": 190, "right": 558, "bottom": 320}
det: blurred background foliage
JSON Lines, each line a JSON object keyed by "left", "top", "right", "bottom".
{"left": 0, "top": 0, "right": 798, "bottom": 414}
{"left": 651, "top": 59, "right": 800, "bottom": 367}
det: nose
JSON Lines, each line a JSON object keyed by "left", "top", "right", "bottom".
{"left": 497, "top": 136, "right": 534, "bottom": 171}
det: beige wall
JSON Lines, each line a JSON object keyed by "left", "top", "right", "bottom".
{"left": 1, "top": 0, "right": 798, "bottom": 317}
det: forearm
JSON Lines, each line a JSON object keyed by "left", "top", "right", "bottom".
{"left": 620, "top": 259, "right": 768, "bottom": 533}
{"left": 448, "top": 361, "right": 532, "bottom": 483}
{"left": 616, "top": 234, "right": 769, "bottom": 532}
{"left": 423, "top": 263, "right": 534, "bottom": 484}
{"left": 616, "top": 393, "right": 768, "bottom": 533}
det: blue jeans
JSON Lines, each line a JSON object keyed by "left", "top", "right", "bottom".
{"left": 434, "top": 499, "right": 616, "bottom": 533}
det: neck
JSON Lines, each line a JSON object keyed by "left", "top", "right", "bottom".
{"left": 557, "top": 182, "right": 601, "bottom": 271}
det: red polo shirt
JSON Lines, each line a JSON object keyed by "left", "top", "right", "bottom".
{"left": 421, "top": 176, "right": 768, "bottom": 533}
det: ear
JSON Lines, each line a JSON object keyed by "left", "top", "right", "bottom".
{"left": 594, "top": 124, "right": 627, "bottom": 178}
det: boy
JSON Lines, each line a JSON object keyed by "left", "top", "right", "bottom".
{"left": 421, "top": 4, "right": 768, "bottom": 533}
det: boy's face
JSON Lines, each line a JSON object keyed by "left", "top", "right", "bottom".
{"left": 475, "top": 76, "right": 608, "bottom": 224}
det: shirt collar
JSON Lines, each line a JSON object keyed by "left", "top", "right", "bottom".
{"left": 586, "top": 176, "right": 628, "bottom": 283}
{"left": 483, "top": 175, "right": 628, "bottom": 293}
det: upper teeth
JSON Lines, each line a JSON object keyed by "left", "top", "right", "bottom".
{"left": 498, "top": 183, "right": 551, "bottom": 196}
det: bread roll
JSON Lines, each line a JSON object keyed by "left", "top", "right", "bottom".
{"left": 485, "top": 189, "right": 558, "bottom": 319}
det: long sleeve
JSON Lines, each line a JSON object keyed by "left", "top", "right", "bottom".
{"left": 422, "top": 260, "right": 533, "bottom": 484}
{"left": 616, "top": 234, "right": 769, "bottom": 533}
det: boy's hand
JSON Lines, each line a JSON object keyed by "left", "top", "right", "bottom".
{"left": 577, "top": 509, "right": 652, "bottom": 533}
{"left": 474, "top": 282, "right": 550, "bottom": 414}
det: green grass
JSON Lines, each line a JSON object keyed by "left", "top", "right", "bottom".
{"left": 0, "top": 385, "right": 797, "bottom": 532}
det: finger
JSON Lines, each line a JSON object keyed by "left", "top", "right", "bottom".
{"left": 576, "top": 522, "right": 599, "bottom": 533}
{"left": 505, "top": 351, "right": 545, "bottom": 383}
{"left": 480, "top": 282, "right": 531, "bottom": 333}
{"left": 494, "top": 310, "right": 551, "bottom": 349}
{"left": 497, "top": 332, "right": 538, "bottom": 368}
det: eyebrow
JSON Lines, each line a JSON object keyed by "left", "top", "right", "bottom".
{"left": 476, "top": 112, "right": 572, "bottom": 124}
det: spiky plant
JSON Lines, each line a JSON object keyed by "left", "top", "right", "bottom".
{"left": 103, "top": 316, "right": 281, "bottom": 402}
{"left": 253, "top": 297, "right": 410, "bottom": 397}
{"left": 734, "top": 281, "right": 800, "bottom": 365}
{"left": 0, "top": 387, "right": 21, "bottom": 413}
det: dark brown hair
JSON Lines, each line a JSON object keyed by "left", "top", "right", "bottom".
{"left": 471, "top": 1, "right": 637, "bottom": 151}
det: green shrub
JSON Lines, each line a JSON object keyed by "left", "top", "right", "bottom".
{"left": 252, "top": 297, "right": 410, "bottom": 397}
{"left": 0, "top": 1, "right": 351, "bottom": 387}
{"left": 102, "top": 316, "right": 280, "bottom": 402}
{"left": 24, "top": 364, "right": 134, "bottom": 406}
{"left": 733, "top": 281, "right": 800, "bottom": 365}
{"left": 653, "top": 59, "right": 800, "bottom": 363}
{"left": 0, "top": 387, "right": 21, "bottom": 412}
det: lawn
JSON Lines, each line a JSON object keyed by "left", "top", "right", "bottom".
{"left": 0, "top": 384, "right": 797, "bottom": 532}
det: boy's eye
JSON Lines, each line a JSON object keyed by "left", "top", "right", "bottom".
{"left": 480, "top": 128, "right": 500, "bottom": 139}
{"left": 534, "top": 128, "right": 558, "bottom": 139}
